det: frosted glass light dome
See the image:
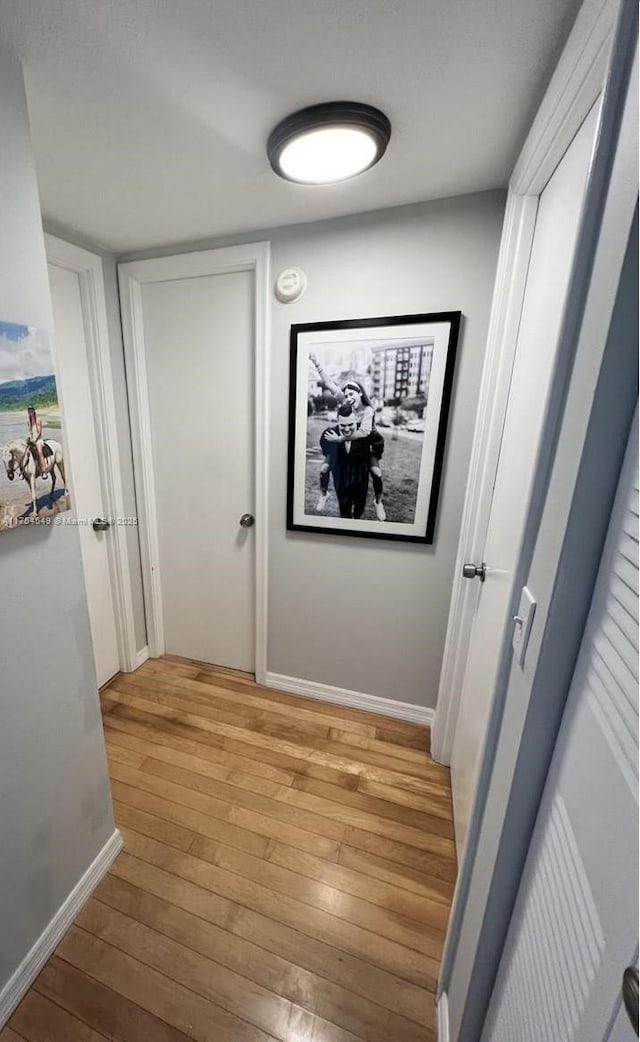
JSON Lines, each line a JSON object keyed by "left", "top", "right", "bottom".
{"left": 268, "top": 102, "right": 391, "bottom": 185}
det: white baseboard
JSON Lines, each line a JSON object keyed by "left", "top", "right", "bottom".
{"left": 0, "top": 829, "right": 123, "bottom": 1027}
{"left": 263, "top": 671, "right": 435, "bottom": 727}
{"left": 437, "top": 991, "right": 450, "bottom": 1042}
{"left": 134, "top": 645, "right": 149, "bottom": 669}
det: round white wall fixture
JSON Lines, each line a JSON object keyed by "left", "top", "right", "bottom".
{"left": 275, "top": 267, "right": 307, "bottom": 303}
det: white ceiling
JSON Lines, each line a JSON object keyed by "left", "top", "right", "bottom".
{"left": 0, "top": 0, "right": 581, "bottom": 253}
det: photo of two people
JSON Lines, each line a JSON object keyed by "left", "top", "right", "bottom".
{"left": 307, "top": 347, "right": 426, "bottom": 524}
{"left": 287, "top": 313, "right": 461, "bottom": 544}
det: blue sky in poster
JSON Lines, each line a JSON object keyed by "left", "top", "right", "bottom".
{"left": 0, "top": 321, "right": 54, "bottom": 385}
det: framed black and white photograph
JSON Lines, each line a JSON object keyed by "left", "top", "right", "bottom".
{"left": 287, "top": 311, "right": 461, "bottom": 543}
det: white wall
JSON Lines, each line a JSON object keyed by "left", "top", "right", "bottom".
{"left": 120, "top": 191, "right": 505, "bottom": 708}
{"left": 0, "top": 44, "right": 116, "bottom": 998}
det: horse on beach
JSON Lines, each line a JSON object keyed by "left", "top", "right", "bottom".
{"left": 1, "top": 438, "right": 67, "bottom": 517}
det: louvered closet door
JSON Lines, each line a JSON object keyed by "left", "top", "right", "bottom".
{"left": 482, "top": 407, "right": 639, "bottom": 1042}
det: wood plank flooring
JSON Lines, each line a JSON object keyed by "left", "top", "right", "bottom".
{"left": 1, "top": 656, "right": 456, "bottom": 1042}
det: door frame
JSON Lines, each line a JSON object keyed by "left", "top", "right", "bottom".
{"left": 431, "top": 0, "right": 620, "bottom": 765}
{"left": 118, "top": 242, "right": 271, "bottom": 681}
{"left": 45, "top": 234, "right": 139, "bottom": 673}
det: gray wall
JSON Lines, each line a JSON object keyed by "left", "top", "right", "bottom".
{"left": 121, "top": 191, "right": 505, "bottom": 708}
{"left": 0, "top": 45, "right": 115, "bottom": 995}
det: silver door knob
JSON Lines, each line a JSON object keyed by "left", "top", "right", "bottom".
{"left": 623, "top": 967, "right": 639, "bottom": 1036}
{"left": 92, "top": 517, "right": 110, "bottom": 532}
{"left": 239, "top": 513, "right": 255, "bottom": 528}
{"left": 463, "top": 562, "right": 486, "bottom": 582}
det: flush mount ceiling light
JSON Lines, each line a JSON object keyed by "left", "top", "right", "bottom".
{"left": 267, "top": 102, "right": 391, "bottom": 185}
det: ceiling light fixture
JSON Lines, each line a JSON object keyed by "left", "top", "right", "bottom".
{"left": 267, "top": 102, "right": 391, "bottom": 185}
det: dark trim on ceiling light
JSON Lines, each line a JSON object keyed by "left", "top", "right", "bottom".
{"left": 267, "top": 101, "right": 391, "bottom": 183}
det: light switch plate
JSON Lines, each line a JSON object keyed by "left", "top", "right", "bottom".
{"left": 512, "top": 585, "right": 536, "bottom": 666}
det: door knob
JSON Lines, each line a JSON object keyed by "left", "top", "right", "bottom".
{"left": 463, "top": 562, "right": 486, "bottom": 581}
{"left": 92, "top": 518, "right": 110, "bottom": 532}
{"left": 239, "top": 513, "right": 255, "bottom": 528}
{"left": 623, "top": 967, "right": 639, "bottom": 1036}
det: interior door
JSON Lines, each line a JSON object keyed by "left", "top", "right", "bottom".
{"left": 481, "top": 409, "right": 638, "bottom": 1042}
{"left": 133, "top": 264, "right": 255, "bottom": 671}
{"left": 450, "top": 101, "right": 600, "bottom": 854}
{"left": 47, "top": 260, "right": 120, "bottom": 687}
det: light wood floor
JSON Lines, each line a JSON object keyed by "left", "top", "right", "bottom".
{"left": 1, "top": 656, "right": 456, "bottom": 1042}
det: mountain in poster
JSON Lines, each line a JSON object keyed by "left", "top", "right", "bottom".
{"left": 0, "top": 373, "right": 58, "bottom": 412}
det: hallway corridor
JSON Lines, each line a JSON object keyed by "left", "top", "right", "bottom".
{"left": 1, "top": 657, "right": 456, "bottom": 1042}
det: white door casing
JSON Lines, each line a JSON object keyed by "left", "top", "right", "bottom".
{"left": 432, "top": 0, "right": 619, "bottom": 767}
{"left": 45, "top": 235, "right": 138, "bottom": 681}
{"left": 118, "top": 243, "right": 270, "bottom": 679}
{"left": 450, "top": 101, "right": 599, "bottom": 855}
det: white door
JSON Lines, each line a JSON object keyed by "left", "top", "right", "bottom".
{"left": 122, "top": 255, "right": 256, "bottom": 672}
{"left": 450, "top": 101, "right": 600, "bottom": 854}
{"left": 481, "top": 409, "right": 638, "bottom": 1042}
{"left": 47, "top": 260, "right": 120, "bottom": 687}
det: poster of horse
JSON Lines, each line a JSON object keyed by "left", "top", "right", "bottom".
{"left": 0, "top": 320, "right": 69, "bottom": 531}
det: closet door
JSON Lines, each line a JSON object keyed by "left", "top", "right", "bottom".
{"left": 482, "top": 409, "right": 639, "bottom": 1042}
{"left": 119, "top": 247, "right": 263, "bottom": 672}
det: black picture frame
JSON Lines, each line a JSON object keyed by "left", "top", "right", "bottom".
{"left": 286, "top": 311, "right": 461, "bottom": 544}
